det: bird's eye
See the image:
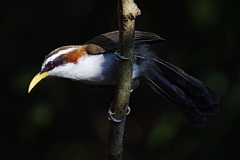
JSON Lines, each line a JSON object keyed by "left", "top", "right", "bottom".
{"left": 46, "top": 61, "right": 55, "bottom": 69}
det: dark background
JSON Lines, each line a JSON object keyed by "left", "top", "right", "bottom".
{"left": 1, "top": 0, "right": 240, "bottom": 159}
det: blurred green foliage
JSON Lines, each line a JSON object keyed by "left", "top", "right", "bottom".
{"left": 189, "top": 0, "right": 220, "bottom": 29}
{"left": 1, "top": 0, "right": 240, "bottom": 159}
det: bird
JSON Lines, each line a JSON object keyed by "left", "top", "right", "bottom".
{"left": 28, "top": 31, "right": 219, "bottom": 127}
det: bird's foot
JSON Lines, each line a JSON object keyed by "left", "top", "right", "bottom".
{"left": 108, "top": 103, "right": 131, "bottom": 123}
{"left": 115, "top": 53, "right": 146, "bottom": 61}
{"left": 115, "top": 53, "right": 136, "bottom": 61}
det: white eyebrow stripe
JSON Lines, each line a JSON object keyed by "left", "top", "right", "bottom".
{"left": 42, "top": 48, "right": 77, "bottom": 70}
{"left": 49, "top": 48, "right": 77, "bottom": 61}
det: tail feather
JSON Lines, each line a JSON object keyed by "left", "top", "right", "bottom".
{"left": 144, "top": 58, "right": 219, "bottom": 127}
{"left": 145, "top": 75, "right": 207, "bottom": 127}
{"left": 155, "top": 58, "right": 219, "bottom": 106}
{"left": 154, "top": 58, "right": 208, "bottom": 97}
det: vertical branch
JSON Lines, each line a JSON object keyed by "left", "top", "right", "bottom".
{"left": 107, "top": 0, "right": 141, "bottom": 160}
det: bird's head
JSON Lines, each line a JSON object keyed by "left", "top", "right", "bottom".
{"left": 28, "top": 45, "right": 88, "bottom": 93}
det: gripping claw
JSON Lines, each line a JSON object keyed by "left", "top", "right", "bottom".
{"left": 108, "top": 104, "right": 131, "bottom": 123}
{"left": 115, "top": 53, "right": 137, "bottom": 61}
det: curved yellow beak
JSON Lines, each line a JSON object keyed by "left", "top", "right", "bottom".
{"left": 28, "top": 72, "right": 49, "bottom": 93}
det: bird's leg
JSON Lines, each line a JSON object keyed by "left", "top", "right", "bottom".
{"left": 108, "top": 53, "right": 134, "bottom": 122}
{"left": 108, "top": 79, "right": 138, "bottom": 122}
{"left": 109, "top": 54, "right": 143, "bottom": 122}
{"left": 131, "top": 79, "right": 140, "bottom": 92}
{"left": 108, "top": 103, "right": 131, "bottom": 123}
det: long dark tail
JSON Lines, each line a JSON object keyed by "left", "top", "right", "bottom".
{"left": 144, "top": 58, "right": 219, "bottom": 127}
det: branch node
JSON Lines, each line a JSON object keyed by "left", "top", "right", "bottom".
{"left": 123, "top": 2, "right": 141, "bottom": 21}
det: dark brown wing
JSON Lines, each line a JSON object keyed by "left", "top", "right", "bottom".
{"left": 84, "top": 31, "right": 165, "bottom": 54}
{"left": 135, "top": 31, "right": 165, "bottom": 45}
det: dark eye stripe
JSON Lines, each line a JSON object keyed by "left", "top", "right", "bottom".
{"left": 42, "top": 55, "right": 67, "bottom": 72}
{"left": 54, "top": 55, "right": 67, "bottom": 66}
